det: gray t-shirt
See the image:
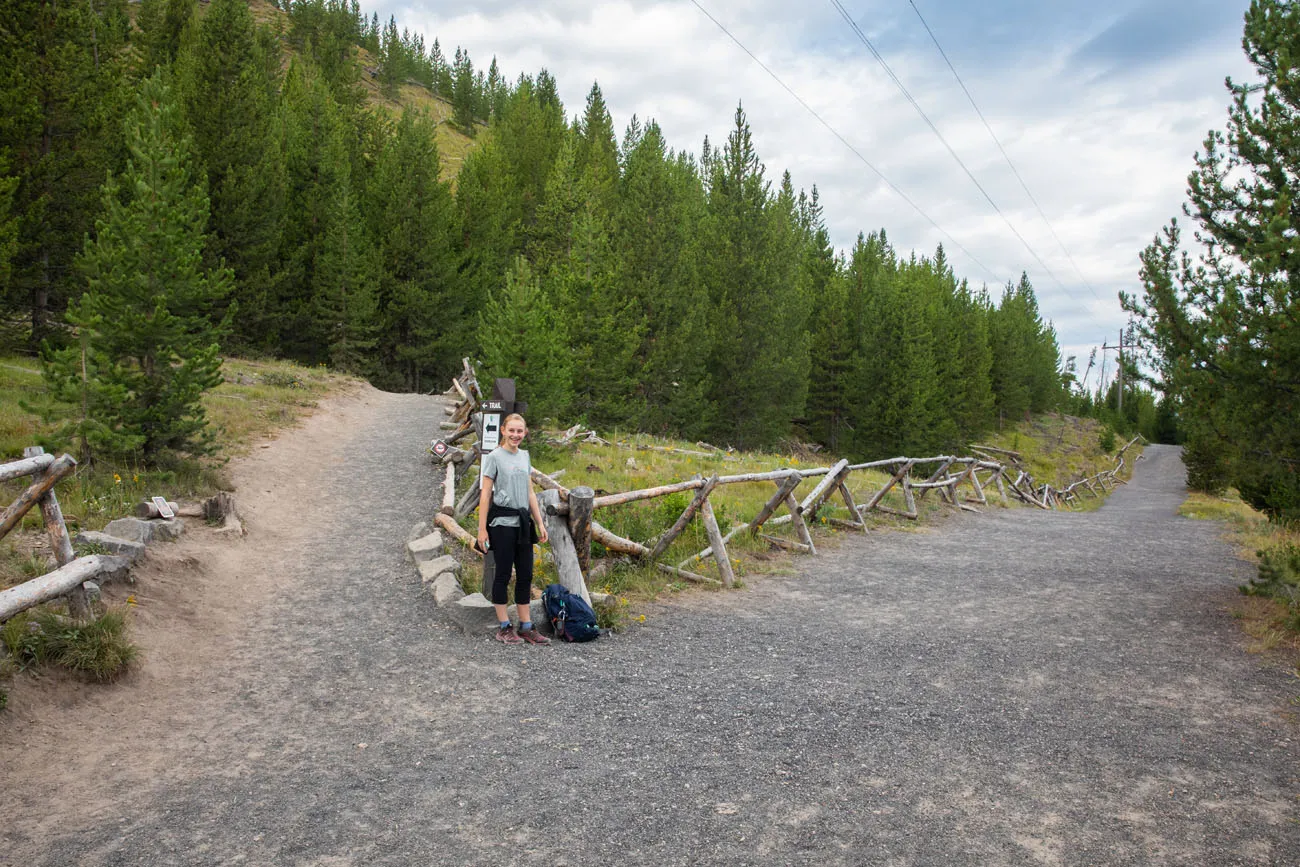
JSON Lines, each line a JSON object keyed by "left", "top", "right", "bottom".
{"left": 483, "top": 447, "right": 531, "bottom": 528}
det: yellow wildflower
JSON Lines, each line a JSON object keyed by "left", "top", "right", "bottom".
{"left": 113, "top": 474, "right": 121, "bottom": 484}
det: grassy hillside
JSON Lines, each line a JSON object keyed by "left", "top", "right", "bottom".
{"left": 245, "top": 0, "right": 480, "bottom": 181}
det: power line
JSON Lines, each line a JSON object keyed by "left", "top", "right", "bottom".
{"left": 907, "top": 0, "right": 1102, "bottom": 302}
{"left": 686, "top": 0, "right": 997, "bottom": 280}
{"left": 826, "top": 0, "right": 1068, "bottom": 293}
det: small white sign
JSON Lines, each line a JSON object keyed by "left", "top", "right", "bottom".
{"left": 151, "top": 496, "right": 175, "bottom": 519}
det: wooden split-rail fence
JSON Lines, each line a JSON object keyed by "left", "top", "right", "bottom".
{"left": 430, "top": 360, "right": 1144, "bottom": 599}
{"left": 0, "top": 447, "right": 125, "bottom": 624}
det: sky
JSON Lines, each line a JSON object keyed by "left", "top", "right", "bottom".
{"left": 380, "top": 0, "right": 1254, "bottom": 388}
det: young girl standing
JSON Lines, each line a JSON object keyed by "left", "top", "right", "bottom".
{"left": 477, "top": 413, "right": 550, "bottom": 645}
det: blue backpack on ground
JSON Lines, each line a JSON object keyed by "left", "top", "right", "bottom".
{"left": 542, "top": 583, "right": 600, "bottom": 643}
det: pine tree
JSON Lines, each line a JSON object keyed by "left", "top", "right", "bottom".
{"left": 378, "top": 16, "right": 402, "bottom": 99}
{"left": 697, "top": 105, "right": 809, "bottom": 447}
{"left": 176, "top": 0, "right": 285, "bottom": 351}
{"left": 989, "top": 273, "right": 1061, "bottom": 425}
{"left": 135, "top": 0, "right": 194, "bottom": 74}
{"left": 485, "top": 57, "right": 508, "bottom": 120}
{"left": 575, "top": 82, "right": 618, "bottom": 207}
{"left": 852, "top": 253, "right": 939, "bottom": 456}
{"left": 0, "top": 157, "right": 16, "bottom": 297}
{"left": 369, "top": 110, "right": 462, "bottom": 389}
{"left": 451, "top": 47, "right": 478, "bottom": 133}
{"left": 40, "top": 71, "right": 230, "bottom": 462}
{"left": 0, "top": 0, "right": 129, "bottom": 349}
{"left": 612, "top": 124, "right": 714, "bottom": 435}
{"left": 313, "top": 184, "right": 378, "bottom": 374}
{"left": 950, "top": 281, "right": 996, "bottom": 441}
{"left": 802, "top": 187, "right": 853, "bottom": 450}
{"left": 275, "top": 57, "right": 353, "bottom": 362}
{"left": 478, "top": 256, "right": 572, "bottom": 420}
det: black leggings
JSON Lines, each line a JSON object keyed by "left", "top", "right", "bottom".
{"left": 487, "top": 523, "right": 534, "bottom": 606}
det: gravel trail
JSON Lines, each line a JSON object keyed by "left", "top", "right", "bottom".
{"left": 2, "top": 391, "right": 1297, "bottom": 866}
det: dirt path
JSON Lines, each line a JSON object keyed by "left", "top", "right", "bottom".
{"left": 1, "top": 394, "right": 1297, "bottom": 865}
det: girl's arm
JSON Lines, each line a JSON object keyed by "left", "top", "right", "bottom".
{"left": 528, "top": 484, "right": 549, "bottom": 545}
{"left": 477, "top": 475, "right": 494, "bottom": 549}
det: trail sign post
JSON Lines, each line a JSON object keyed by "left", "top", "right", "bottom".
{"left": 477, "top": 378, "right": 527, "bottom": 478}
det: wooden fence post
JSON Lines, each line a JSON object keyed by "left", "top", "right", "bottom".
{"left": 648, "top": 474, "right": 719, "bottom": 561}
{"left": 538, "top": 489, "right": 590, "bottom": 605}
{"left": 24, "top": 447, "right": 84, "bottom": 619}
{"left": 783, "top": 490, "right": 817, "bottom": 554}
{"left": 0, "top": 454, "right": 76, "bottom": 541}
{"left": 698, "top": 495, "right": 735, "bottom": 588}
{"left": 567, "top": 486, "right": 595, "bottom": 577}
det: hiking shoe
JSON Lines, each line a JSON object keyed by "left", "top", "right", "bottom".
{"left": 494, "top": 625, "right": 522, "bottom": 644}
{"left": 518, "top": 627, "right": 551, "bottom": 646}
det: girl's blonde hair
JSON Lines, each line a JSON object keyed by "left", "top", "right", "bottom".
{"left": 503, "top": 413, "right": 527, "bottom": 429}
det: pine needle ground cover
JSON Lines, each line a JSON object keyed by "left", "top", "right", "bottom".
{"left": 0, "top": 355, "right": 355, "bottom": 592}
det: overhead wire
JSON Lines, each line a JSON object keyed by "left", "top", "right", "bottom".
{"left": 826, "top": 0, "right": 1069, "bottom": 293}
{"left": 907, "top": 0, "right": 1102, "bottom": 302}
{"left": 686, "top": 0, "right": 997, "bottom": 281}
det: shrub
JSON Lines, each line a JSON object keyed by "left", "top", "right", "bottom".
{"left": 43, "top": 609, "right": 138, "bottom": 681}
{"left": 1097, "top": 427, "right": 1117, "bottom": 453}
{"left": 1183, "top": 435, "right": 1230, "bottom": 495}
{"left": 1235, "top": 464, "right": 1300, "bottom": 524}
{"left": 1242, "top": 543, "right": 1300, "bottom": 627}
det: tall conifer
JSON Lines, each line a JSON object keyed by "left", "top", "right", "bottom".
{"left": 41, "top": 71, "right": 229, "bottom": 461}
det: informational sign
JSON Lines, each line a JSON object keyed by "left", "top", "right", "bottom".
{"left": 480, "top": 412, "right": 502, "bottom": 453}
{"left": 430, "top": 439, "right": 449, "bottom": 458}
{"left": 151, "top": 496, "right": 175, "bottom": 519}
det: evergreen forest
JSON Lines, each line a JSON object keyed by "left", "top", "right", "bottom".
{"left": 1, "top": 0, "right": 1093, "bottom": 463}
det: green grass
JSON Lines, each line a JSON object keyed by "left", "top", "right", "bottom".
{"left": 0, "top": 607, "right": 138, "bottom": 683}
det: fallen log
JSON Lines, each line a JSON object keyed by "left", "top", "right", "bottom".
{"left": 758, "top": 533, "right": 813, "bottom": 554}
{"left": 441, "top": 464, "right": 456, "bottom": 516}
{"left": 655, "top": 562, "right": 721, "bottom": 586}
{"left": 434, "top": 512, "right": 479, "bottom": 555}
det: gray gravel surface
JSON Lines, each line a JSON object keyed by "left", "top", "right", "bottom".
{"left": 7, "top": 394, "right": 1299, "bottom": 865}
